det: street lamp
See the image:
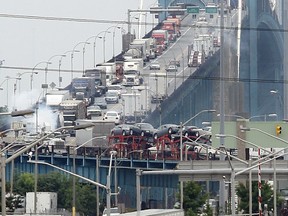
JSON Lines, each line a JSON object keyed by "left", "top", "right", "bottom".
{"left": 217, "top": 113, "right": 246, "bottom": 120}
{"left": 215, "top": 133, "right": 273, "bottom": 216}
{"left": 133, "top": 16, "right": 140, "bottom": 39}
{"left": 270, "top": 89, "right": 283, "bottom": 109}
{"left": 248, "top": 113, "right": 278, "bottom": 121}
{"left": 178, "top": 109, "right": 216, "bottom": 210}
{"left": 105, "top": 26, "right": 123, "bottom": 62}
{"left": 28, "top": 160, "right": 107, "bottom": 215}
{"left": 72, "top": 136, "right": 106, "bottom": 216}
{"left": 232, "top": 147, "right": 288, "bottom": 216}
{"left": 103, "top": 30, "right": 111, "bottom": 63}
{"left": 0, "top": 127, "right": 26, "bottom": 196}
{"left": 106, "top": 150, "right": 120, "bottom": 216}
{"left": 0, "top": 76, "right": 21, "bottom": 109}
{"left": 0, "top": 109, "right": 35, "bottom": 216}
{"left": 17, "top": 71, "right": 38, "bottom": 93}
{"left": 58, "top": 51, "right": 75, "bottom": 88}
{"left": 82, "top": 36, "right": 98, "bottom": 75}
{"left": 32, "top": 61, "right": 51, "bottom": 90}
{"left": 46, "top": 55, "right": 66, "bottom": 85}
{"left": 2, "top": 123, "right": 94, "bottom": 216}
{"left": 239, "top": 125, "right": 288, "bottom": 216}
{"left": 71, "top": 42, "right": 90, "bottom": 80}
{"left": 93, "top": 30, "right": 110, "bottom": 67}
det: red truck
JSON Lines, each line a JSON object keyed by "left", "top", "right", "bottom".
{"left": 166, "top": 17, "right": 181, "bottom": 37}
{"left": 152, "top": 30, "right": 169, "bottom": 54}
{"left": 161, "top": 20, "right": 177, "bottom": 42}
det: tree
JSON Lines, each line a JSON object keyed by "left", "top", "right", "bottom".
{"left": 236, "top": 181, "right": 283, "bottom": 214}
{"left": 13, "top": 173, "right": 34, "bottom": 196}
{"left": 177, "top": 181, "right": 211, "bottom": 216}
{"left": 10, "top": 171, "right": 99, "bottom": 216}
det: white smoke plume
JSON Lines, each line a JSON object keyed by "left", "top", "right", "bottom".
{"left": 13, "top": 89, "right": 58, "bottom": 133}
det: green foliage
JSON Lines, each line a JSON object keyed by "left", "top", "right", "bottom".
{"left": 178, "top": 181, "right": 209, "bottom": 216}
{"left": 236, "top": 181, "right": 282, "bottom": 214}
{"left": 76, "top": 183, "right": 97, "bottom": 216}
{"left": 10, "top": 172, "right": 98, "bottom": 216}
{"left": 13, "top": 173, "right": 34, "bottom": 196}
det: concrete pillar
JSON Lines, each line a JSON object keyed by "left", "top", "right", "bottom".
{"left": 283, "top": 0, "right": 288, "bottom": 119}
{"left": 249, "top": 1, "right": 258, "bottom": 115}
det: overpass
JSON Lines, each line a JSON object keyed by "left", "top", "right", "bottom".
{"left": 147, "top": 0, "right": 286, "bottom": 126}
{"left": 4, "top": 0, "right": 288, "bottom": 211}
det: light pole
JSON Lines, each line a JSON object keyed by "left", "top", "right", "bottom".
{"left": 217, "top": 113, "right": 246, "bottom": 120}
{"left": 28, "top": 160, "right": 107, "bottom": 215}
{"left": 270, "top": 89, "right": 283, "bottom": 117}
{"left": 178, "top": 109, "right": 216, "bottom": 209}
{"left": 58, "top": 52, "right": 71, "bottom": 88}
{"left": 216, "top": 133, "right": 273, "bottom": 216}
{"left": 106, "top": 150, "right": 117, "bottom": 216}
{"left": 82, "top": 36, "right": 98, "bottom": 75}
{"left": 105, "top": 26, "right": 123, "bottom": 62}
{"left": 134, "top": 16, "right": 140, "bottom": 39}
{"left": 103, "top": 30, "right": 111, "bottom": 63}
{"left": 93, "top": 30, "right": 110, "bottom": 67}
{"left": 32, "top": 61, "right": 51, "bottom": 90}
{"left": 3, "top": 123, "right": 94, "bottom": 216}
{"left": 0, "top": 109, "right": 35, "bottom": 216}
{"left": 239, "top": 126, "right": 288, "bottom": 216}
{"left": 0, "top": 76, "right": 21, "bottom": 109}
{"left": 46, "top": 55, "right": 66, "bottom": 85}
{"left": 17, "top": 71, "right": 38, "bottom": 93}
{"left": 71, "top": 42, "right": 90, "bottom": 80}
{"left": 248, "top": 113, "right": 278, "bottom": 121}
{"left": 72, "top": 136, "right": 106, "bottom": 216}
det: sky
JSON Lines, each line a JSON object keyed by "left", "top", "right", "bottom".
{"left": 0, "top": 0, "right": 158, "bottom": 110}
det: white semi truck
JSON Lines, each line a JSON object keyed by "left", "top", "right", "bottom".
{"left": 45, "top": 90, "right": 71, "bottom": 110}
{"left": 121, "top": 93, "right": 142, "bottom": 124}
{"left": 122, "top": 58, "right": 144, "bottom": 86}
{"left": 149, "top": 72, "right": 167, "bottom": 103}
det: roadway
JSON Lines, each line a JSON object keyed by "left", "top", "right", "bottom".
{"left": 101, "top": 11, "right": 222, "bottom": 121}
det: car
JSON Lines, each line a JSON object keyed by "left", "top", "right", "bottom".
{"left": 129, "top": 123, "right": 158, "bottom": 138}
{"left": 87, "top": 105, "right": 102, "bottom": 118}
{"left": 169, "top": 60, "right": 180, "bottom": 67}
{"left": 105, "top": 90, "right": 119, "bottom": 103}
{"left": 165, "top": 64, "right": 178, "bottom": 72}
{"left": 149, "top": 61, "right": 161, "bottom": 70}
{"left": 182, "top": 126, "right": 212, "bottom": 143}
{"left": 94, "top": 97, "right": 107, "bottom": 109}
{"left": 110, "top": 124, "right": 132, "bottom": 136}
{"left": 193, "top": 144, "right": 220, "bottom": 160}
{"left": 103, "top": 111, "right": 121, "bottom": 124}
{"left": 95, "top": 86, "right": 106, "bottom": 97}
{"left": 154, "top": 124, "right": 180, "bottom": 139}
{"left": 102, "top": 207, "right": 120, "bottom": 216}
{"left": 107, "top": 84, "right": 127, "bottom": 98}
{"left": 124, "top": 115, "right": 142, "bottom": 125}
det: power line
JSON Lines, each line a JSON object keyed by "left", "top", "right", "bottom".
{"left": 0, "top": 13, "right": 287, "bottom": 33}
{"left": 0, "top": 13, "right": 127, "bottom": 25}
{"left": 1, "top": 65, "right": 287, "bottom": 85}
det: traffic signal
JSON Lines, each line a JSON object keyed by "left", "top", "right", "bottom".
{"left": 276, "top": 125, "right": 282, "bottom": 136}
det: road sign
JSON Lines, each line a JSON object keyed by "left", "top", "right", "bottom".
{"left": 205, "top": 7, "right": 218, "bottom": 13}
{"left": 187, "top": 6, "right": 199, "bottom": 14}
